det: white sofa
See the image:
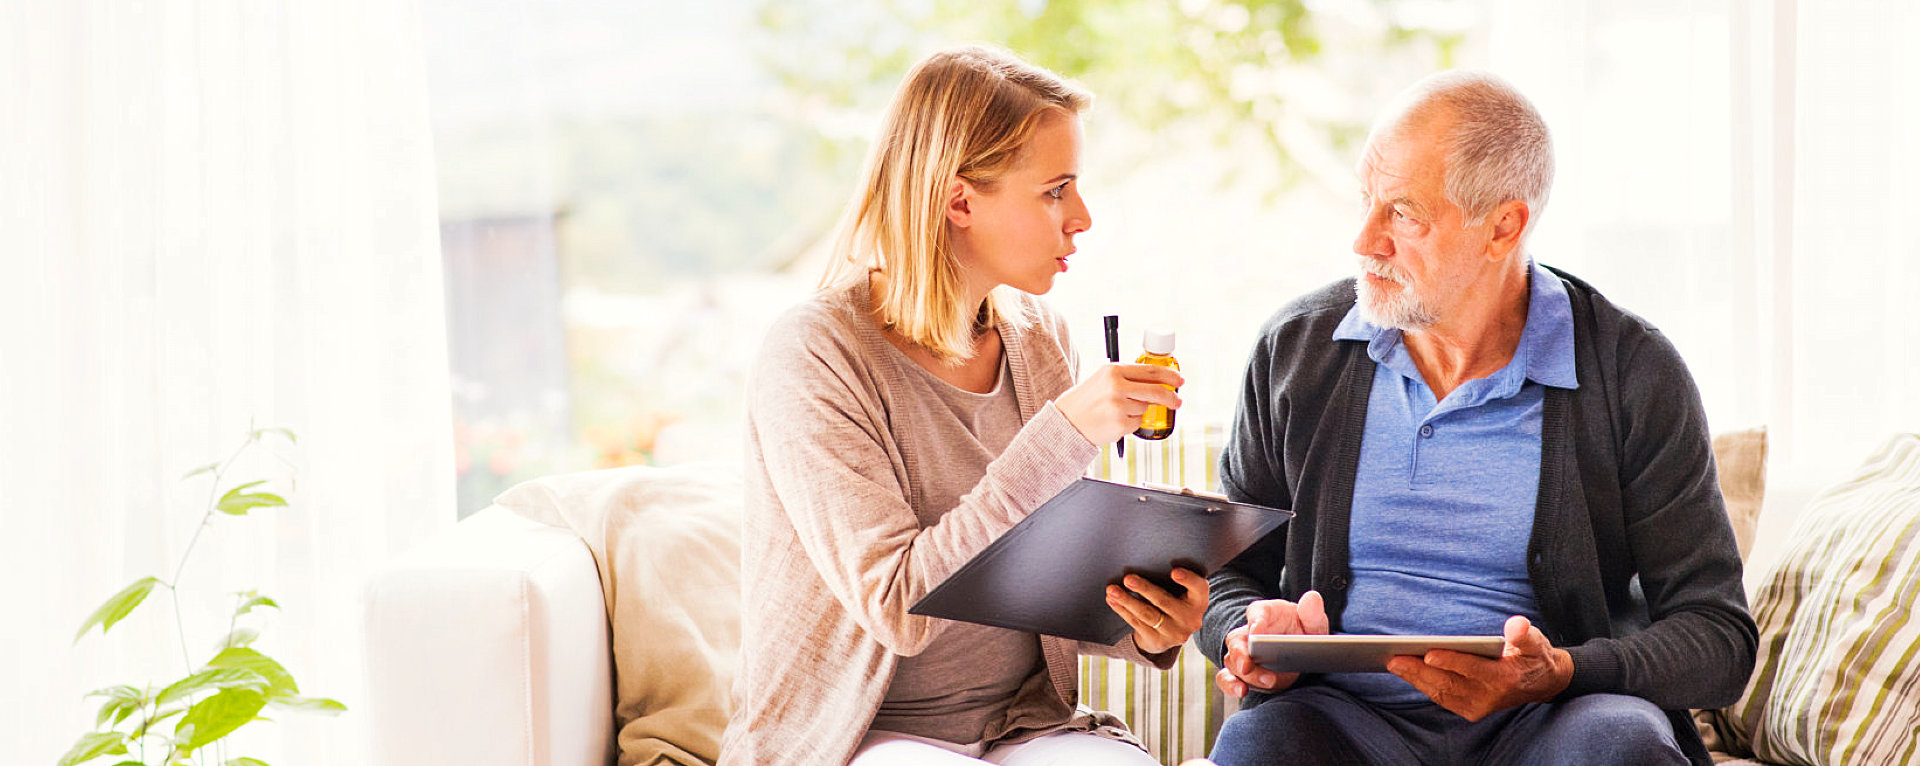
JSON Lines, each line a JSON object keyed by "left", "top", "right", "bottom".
{"left": 360, "top": 468, "right": 1844, "bottom": 766}
{"left": 365, "top": 506, "right": 617, "bottom": 766}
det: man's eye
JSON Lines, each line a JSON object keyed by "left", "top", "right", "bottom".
{"left": 1392, "top": 207, "right": 1414, "bottom": 222}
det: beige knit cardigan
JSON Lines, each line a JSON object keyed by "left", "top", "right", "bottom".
{"left": 720, "top": 281, "right": 1175, "bottom": 765}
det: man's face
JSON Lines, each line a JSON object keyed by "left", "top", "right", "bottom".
{"left": 1351, "top": 115, "right": 1495, "bottom": 331}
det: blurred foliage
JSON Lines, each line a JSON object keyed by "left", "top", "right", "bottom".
{"left": 581, "top": 411, "right": 680, "bottom": 469}
{"left": 548, "top": 115, "right": 849, "bottom": 293}
{"left": 751, "top": 0, "right": 1468, "bottom": 193}
{"left": 435, "top": 0, "right": 1475, "bottom": 488}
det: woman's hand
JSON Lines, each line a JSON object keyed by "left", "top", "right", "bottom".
{"left": 1055, "top": 363, "right": 1184, "bottom": 446}
{"left": 1105, "top": 568, "right": 1208, "bottom": 655}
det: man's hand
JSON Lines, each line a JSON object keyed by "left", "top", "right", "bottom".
{"left": 1387, "top": 615, "right": 1574, "bottom": 721}
{"left": 1213, "top": 591, "right": 1330, "bottom": 698}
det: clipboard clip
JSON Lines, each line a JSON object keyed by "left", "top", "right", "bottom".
{"left": 1139, "top": 481, "right": 1231, "bottom": 503}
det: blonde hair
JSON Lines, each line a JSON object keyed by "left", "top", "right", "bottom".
{"left": 820, "top": 45, "right": 1091, "bottom": 363}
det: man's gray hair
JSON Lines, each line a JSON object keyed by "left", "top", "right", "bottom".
{"left": 1390, "top": 70, "right": 1555, "bottom": 230}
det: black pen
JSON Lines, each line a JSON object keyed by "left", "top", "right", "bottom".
{"left": 1103, "top": 315, "right": 1123, "bottom": 458}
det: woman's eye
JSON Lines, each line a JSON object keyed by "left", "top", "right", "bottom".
{"left": 1047, "top": 182, "right": 1069, "bottom": 200}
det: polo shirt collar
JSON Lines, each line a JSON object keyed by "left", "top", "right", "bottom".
{"left": 1333, "top": 258, "right": 1579, "bottom": 392}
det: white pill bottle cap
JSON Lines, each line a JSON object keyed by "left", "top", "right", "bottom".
{"left": 1142, "top": 327, "right": 1175, "bottom": 356}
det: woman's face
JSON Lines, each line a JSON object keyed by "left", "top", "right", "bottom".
{"left": 951, "top": 111, "right": 1092, "bottom": 298}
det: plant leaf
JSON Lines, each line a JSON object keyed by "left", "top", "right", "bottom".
{"left": 216, "top": 480, "right": 287, "bottom": 516}
{"left": 206, "top": 647, "right": 297, "bottom": 696}
{"left": 87, "top": 685, "right": 148, "bottom": 727}
{"left": 75, "top": 577, "right": 162, "bottom": 643}
{"left": 131, "top": 706, "right": 185, "bottom": 738}
{"left": 56, "top": 731, "right": 127, "bottom": 766}
{"left": 156, "top": 668, "right": 269, "bottom": 707}
{"left": 216, "top": 492, "right": 287, "bottom": 516}
{"left": 174, "top": 688, "right": 267, "bottom": 752}
{"left": 251, "top": 426, "right": 297, "bottom": 444}
{"left": 85, "top": 684, "right": 147, "bottom": 702}
{"left": 94, "top": 694, "right": 142, "bottom": 729}
{"left": 220, "top": 626, "right": 261, "bottom": 649}
{"left": 181, "top": 461, "right": 222, "bottom": 480}
{"left": 264, "top": 695, "right": 346, "bottom": 715}
{"left": 226, "top": 758, "right": 271, "bottom": 766}
{"left": 233, "top": 593, "right": 279, "bottom": 617}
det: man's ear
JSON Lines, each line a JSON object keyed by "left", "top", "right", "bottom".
{"left": 1485, "top": 199, "right": 1530, "bottom": 260}
{"left": 944, "top": 177, "right": 974, "bottom": 228}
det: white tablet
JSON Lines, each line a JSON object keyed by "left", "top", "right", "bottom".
{"left": 1248, "top": 634, "right": 1505, "bottom": 674}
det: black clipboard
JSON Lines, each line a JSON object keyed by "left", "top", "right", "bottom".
{"left": 909, "top": 477, "right": 1291, "bottom": 645}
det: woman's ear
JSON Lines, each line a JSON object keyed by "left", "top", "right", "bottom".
{"left": 944, "top": 177, "right": 974, "bottom": 228}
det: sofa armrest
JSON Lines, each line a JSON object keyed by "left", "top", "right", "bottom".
{"left": 365, "top": 505, "right": 615, "bottom": 766}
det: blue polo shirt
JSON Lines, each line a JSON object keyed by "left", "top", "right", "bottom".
{"left": 1322, "top": 260, "right": 1579, "bottom": 705}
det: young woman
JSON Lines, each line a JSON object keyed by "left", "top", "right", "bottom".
{"left": 720, "top": 46, "right": 1207, "bottom": 766}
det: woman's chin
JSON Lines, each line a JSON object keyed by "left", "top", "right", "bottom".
{"left": 1011, "top": 274, "right": 1058, "bottom": 296}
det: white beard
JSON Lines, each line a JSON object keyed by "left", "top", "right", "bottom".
{"left": 1355, "top": 259, "right": 1439, "bottom": 330}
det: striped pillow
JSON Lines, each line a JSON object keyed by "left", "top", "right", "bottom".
{"left": 1708, "top": 433, "right": 1920, "bottom": 765}
{"left": 1081, "top": 646, "right": 1228, "bottom": 763}
{"left": 1080, "top": 427, "right": 1232, "bottom": 764}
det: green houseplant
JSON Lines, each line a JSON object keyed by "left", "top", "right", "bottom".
{"left": 61, "top": 427, "right": 345, "bottom": 766}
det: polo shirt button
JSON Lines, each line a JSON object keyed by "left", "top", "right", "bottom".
{"left": 1419, "top": 424, "right": 1434, "bottom": 438}
{"left": 1330, "top": 576, "right": 1350, "bottom": 591}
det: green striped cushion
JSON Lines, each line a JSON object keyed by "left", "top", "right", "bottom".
{"left": 1081, "top": 427, "right": 1232, "bottom": 764}
{"left": 1710, "top": 433, "right": 1920, "bottom": 765}
{"left": 1081, "top": 646, "right": 1229, "bottom": 763}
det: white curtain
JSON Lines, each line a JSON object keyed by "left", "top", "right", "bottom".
{"left": 0, "top": 1, "right": 453, "bottom": 764}
{"left": 1484, "top": 0, "right": 1920, "bottom": 488}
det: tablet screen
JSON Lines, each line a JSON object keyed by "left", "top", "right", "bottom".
{"left": 1248, "top": 634, "right": 1504, "bottom": 674}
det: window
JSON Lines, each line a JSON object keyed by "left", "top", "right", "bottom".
{"left": 423, "top": 0, "right": 1470, "bottom": 512}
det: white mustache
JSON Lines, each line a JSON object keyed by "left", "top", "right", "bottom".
{"left": 1359, "top": 259, "right": 1406, "bottom": 284}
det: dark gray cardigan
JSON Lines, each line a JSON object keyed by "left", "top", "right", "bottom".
{"left": 1200, "top": 267, "right": 1757, "bottom": 764}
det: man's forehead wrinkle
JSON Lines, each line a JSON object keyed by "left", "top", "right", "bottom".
{"left": 1359, "top": 155, "right": 1421, "bottom": 200}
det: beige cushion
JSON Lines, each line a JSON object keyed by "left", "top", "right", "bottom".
{"left": 1703, "top": 433, "right": 1920, "bottom": 765}
{"left": 497, "top": 462, "right": 743, "bottom": 766}
{"left": 1696, "top": 426, "right": 1771, "bottom": 756}
{"left": 1713, "top": 426, "right": 1769, "bottom": 559}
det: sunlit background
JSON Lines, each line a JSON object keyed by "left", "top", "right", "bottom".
{"left": 5, "top": 0, "right": 1916, "bottom": 763}
{"left": 426, "top": 0, "right": 1919, "bottom": 517}
{"left": 427, "top": 0, "right": 1471, "bottom": 515}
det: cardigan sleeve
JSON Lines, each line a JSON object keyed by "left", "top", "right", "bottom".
{"left": 1558, "top": 326, "right": 1758, "bottom": 709}
{"left": 747, "top": 306, "right": 1099, "bottom": 657}
{"left": 1201, "top": 322, "right": 1294, "bottom": 667}
{"left": 1071, "top": 634, "right": 1181, "bottom": 669}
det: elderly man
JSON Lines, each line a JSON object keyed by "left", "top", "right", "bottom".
{"left": 1199, "top": 71, "right": 1756, "bottom": 766}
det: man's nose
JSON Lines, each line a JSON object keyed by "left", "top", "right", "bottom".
{"left": 1353, "top": 209, "right": 1391, "bottom": 257}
